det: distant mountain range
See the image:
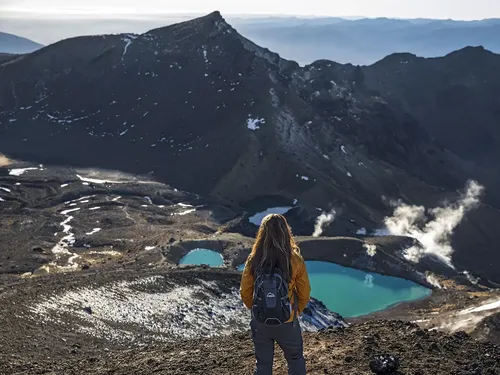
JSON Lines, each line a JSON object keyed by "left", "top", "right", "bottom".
{"left": 1, "top": 14, "right": 499, "bottom": 64}
{"left": 0, "top": 31, "right": 43, "bottom": 54}
{"left": 1, "top": 12, "right": 500, "bottom": 283}
{"left": 232, "top": 17, "right": 500, "bottom": 65}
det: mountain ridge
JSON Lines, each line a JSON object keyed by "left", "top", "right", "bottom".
{"left": 1, "top": 12, "right": 500, "bottom": 284}
{"left": 234, "top": 16, "right": 500, "bottom": 65}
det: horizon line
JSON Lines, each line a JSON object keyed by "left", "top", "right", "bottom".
{"left": 1, "top": 9, "right": 499, "bottom": 22}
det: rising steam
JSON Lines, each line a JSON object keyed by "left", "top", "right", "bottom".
{"left": 425, "top": 273, "right": 442, "bottom": 289}
{"left": 0, "top": 154, "right": 12, "bottom": 167}
{"left": 312, "top": 209, "right": 336, "bottom": 237}
{"left": 363, "top": 243, "right": 377, "bottom": 257}
{"left": 380, "top": 180, "right": 484, "bottom": 268}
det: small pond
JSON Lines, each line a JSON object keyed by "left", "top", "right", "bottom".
{"left": 236, "top": 258, "right": 430, "bottom": 317}
{"left": 179, "top": 248, "right": 224, "bottom": 267}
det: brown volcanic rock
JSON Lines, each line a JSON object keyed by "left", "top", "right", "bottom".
{"left": 0, "top": 264, "right": 498, "bottom": 375}
{"left": 1, "top": 320, "right": 499, "bottom": 375}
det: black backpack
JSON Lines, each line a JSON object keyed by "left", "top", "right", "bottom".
{"left": 252, "top": 267, "right": 295, "bottom": 326}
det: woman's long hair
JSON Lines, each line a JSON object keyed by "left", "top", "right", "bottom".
{"left": 250, "top": 214, "right": 298, "bottom": 282}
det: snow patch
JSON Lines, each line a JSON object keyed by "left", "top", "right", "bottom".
{"left": 202, "top": 46, "right": 209, "bottom": 64}
{"left": 175, "top": 208, "right": 196, "bottom": 216}
{"left": 86, "top": 228, "right": 101, "bottom": 236}
{"left": 247, "top": 117, "right": 265, "bottom": 131}
{"left": 49, "top": 212, "right": 79, "bottom": 270}
{"left": 121, "top": 34, "right": 138, "bottom": 60}
{"left": 28, "top": 276, "right": 345, "bottom": 344}
{"left": 86, "top": 250, "right": 122, "bottom": 257}
{"left": 76, "top": 174, "right": 127, "bottom": 185}
{"left": 249, "top": 207, "right": 292, "bottom": 226}
{"left": 9, "top": 167, "right": 41, "bottom": 176}
{"left": 61, "top": 208, "right": 81, "bottom": 215}
{"left": 459, "top": 299, "right": 500, "bottom": 315}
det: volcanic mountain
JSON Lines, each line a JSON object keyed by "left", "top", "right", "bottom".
{"left": 1, "top": 11, "right": 500, "bottom": 284}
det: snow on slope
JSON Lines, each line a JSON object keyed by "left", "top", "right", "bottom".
{"left": 29, "top": 275, "right": 346, "bottom": 344}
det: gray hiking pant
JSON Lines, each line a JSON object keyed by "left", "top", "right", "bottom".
{"left": 250, "top": 319, "right": 306, "bottom": 375}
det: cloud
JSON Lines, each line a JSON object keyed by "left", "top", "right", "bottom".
{"left": 381, "top": 180, "right": 484, "bottom": 268}
{"left": 312, "top": 209, "right": 336, "bottom": 237}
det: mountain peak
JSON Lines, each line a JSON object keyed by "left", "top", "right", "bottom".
{"left": 146, "top": 11, "right": 233, "bottom": 41}
{"left": 446, "top": 45, "right": 492, "bottom": 58}
{"left": 189, "top": 10, "right": 230, "bottom": 32}
{"left": 203, "top": 10, "right": 223, "bottom": 21}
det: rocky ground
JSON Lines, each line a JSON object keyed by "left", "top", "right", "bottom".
{"left": 0, "top": 162, "right": 234, "bottom": 276}
{"left": 0, "top": 161, "right": 489, "bottom": 290}
{"left": 0, "top": 261, "right": 499, "bottom": 374}
{"left": 0, "top": 163, "right": 499, "bottom": 374}
{"left": 0, "top": 267, "right": 344, "bottom": 363}
{"left": 3, "top": 320, "right": 499, "bottom": 374}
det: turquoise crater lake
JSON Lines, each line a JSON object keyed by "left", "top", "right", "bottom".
{"left": 305, "top": 261, "right": 431, "bottom": 317}
{"left": 237, "top": 258, "right": 430, "bottom": 317}
{"left": 179, "top": 249, "right": 224, "bottom": 267}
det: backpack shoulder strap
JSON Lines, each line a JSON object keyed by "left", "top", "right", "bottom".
{"left": 292, "top": 289, "right": 299, "bottom": 327}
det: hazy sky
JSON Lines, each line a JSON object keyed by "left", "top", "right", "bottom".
{"left": 2, "top": 0, "right": 499, "bottom": 20}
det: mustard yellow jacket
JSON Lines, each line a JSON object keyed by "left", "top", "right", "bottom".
{"left": 240, "top": 250, "right": 311, "bottom": 322}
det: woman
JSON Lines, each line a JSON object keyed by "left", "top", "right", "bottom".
{"left": 240, "top": 214, "right": 311, "bottom": 375}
